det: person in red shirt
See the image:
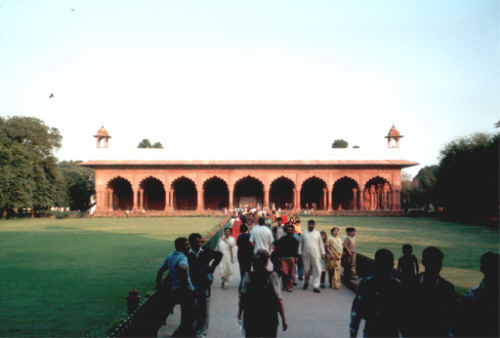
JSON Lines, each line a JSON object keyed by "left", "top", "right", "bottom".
{"left": 232, "top": 215, "right": 242, "bottom": 240}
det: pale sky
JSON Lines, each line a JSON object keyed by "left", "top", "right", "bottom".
{"left": 0, "top": 0, "right": 498, "bottom": 177}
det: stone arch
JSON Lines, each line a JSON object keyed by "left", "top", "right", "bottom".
{"left": 363, "top": 176, "right": 392, "bottom": 210}
{"left": 171, "top": 176, "right": 197, "bottom": 210}
{"left": 203, "top": 176, "right": 229, "bottom": 210}
{"left": 332, "top": 176, "right": 360, "bottom": 210}
{"left": 270, "top": 176, "right": 295, "bottom": 210}
{"left": 233, "top": 176, "right": 264, "bottom": 208}
{"left": 106, "top": 176, "right": 133, "bottom": 210}
{"left": 139, "top": 176, "right": 165, "bottom": 210}
{"left": 300, "top": 176, "right": 327, "bottom": 210}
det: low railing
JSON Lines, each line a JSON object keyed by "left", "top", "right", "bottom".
{"left": 107, "top": 216, "right": 230, "bottom": 337}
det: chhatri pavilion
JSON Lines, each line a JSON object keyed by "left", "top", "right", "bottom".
{"left": 82, "top": 125, "right": 417, "bottom": 216}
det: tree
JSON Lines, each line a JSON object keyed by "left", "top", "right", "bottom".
{"left": 138, "top": 139, "right": 152, "bottom": 148}
{"left": 58, "top": 161, "right": 95, "bottom": 211}
{"left": 152, "top": 142, "right": 163, "bottom": 149}
{"left": 0, "top": 116, "right": 62, "bottom": 215}
{"left": 435, "top": 132, "right": 499, "bottom": 218}
{"left": 332, "top": 139, "right": 348, "bottom": 148}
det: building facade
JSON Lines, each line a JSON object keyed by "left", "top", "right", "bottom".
{"left": 83, "top": 126, "right": 417, "bottom": 216}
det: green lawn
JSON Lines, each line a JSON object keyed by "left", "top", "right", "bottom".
{"left": 312, "top": 216, "right": 499, "bottom": 294}
{"left": 1, "top": 216, "right": 498, "bottom": 336}
{"left": 0, "top": 217, "right": 223, "bottom": 337}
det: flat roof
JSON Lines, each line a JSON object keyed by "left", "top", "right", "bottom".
{"left": 81, "top": 147, "right": 418, "bottom": 168}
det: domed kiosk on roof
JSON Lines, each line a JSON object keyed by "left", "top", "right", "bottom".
{"left": 82, "top": 124, "right": 417, "bottom": 216}
{"left": 385, "top": 125, "right": 403, "bottom": 148}
{"left": 94, "top": 125, "right": 111, "bottom": 148}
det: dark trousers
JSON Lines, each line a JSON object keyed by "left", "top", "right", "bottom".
{"left": 171, "top": 288, "right": 196, "bottom": 337}
{"left": 239, "top": 258, "right": 252, "bottom": 279}
{"left": 193, "top": 288, "right": 210, "bottom": 336}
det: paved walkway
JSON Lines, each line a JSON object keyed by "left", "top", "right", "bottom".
{"left": 159, "top": 259, "right": 355, "bottom": 337}
{"left": 207, "top": 260, "right": 354, "bottom": 338}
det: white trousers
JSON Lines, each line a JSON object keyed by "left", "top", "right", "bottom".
{"left": 303, "top": 253, "right": 321, "bottom": 288}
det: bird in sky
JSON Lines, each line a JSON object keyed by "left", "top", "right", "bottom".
{"left": 49, "top": 93, "right": 54, "bottom": 99}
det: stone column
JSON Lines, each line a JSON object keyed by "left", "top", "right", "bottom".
{"left": 106, "top": 188, "right": 112, "bottom": 210}
{"left": 352, "top": 188, "right": 358, "bottom": 210}
{"left": 228, "top": 189, "right": 233, "bottom": 210}
{"left": 139, "top": 189, "right": 144, "bottom": 210}
{"left": 327, "top": 189, "right": 333, "bottom": 211}
{"left": 395, "top": 190, "right": 401, "bottom": 210}
{"left": 322, "top": 188, "right": 327, "bottom": 210}
{"left": 132, "top": 189, "right": 138, "bottom": 211}
{"left": 359, "top": 188, "right": 364, "bottom": 211}
{"left": 163, "top": 190, "right": 170, "bottom": 211}
{"left": 197, "top": 187, "right": 203, "bottom": 211}
{"left": 297, "top": 188, "right": 301, "bottom": 210}
{"left": 263, "top": 188, "right": 268, "bottom": 209}
{"left": 391, "top": 191, "right": 397, "bottom": 210}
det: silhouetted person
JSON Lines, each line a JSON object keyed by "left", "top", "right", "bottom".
{"left": 350, "top": 248, "right": 401, "bottom": 337}
{"left": 155, "top": 237, "right": 195, "bottom": 337}
{"left": 187, "top": 233, "right": 222, "bottom": 337}
{"left": 237, "top": 224, "right": 253, "bottom": 279}
{"left": 238, "top": 249, "right": 288, "bottom": 337}
{"left": 397, "top": 244, "right": 419, "bottom": 286}
{"left": 410, "top": 246, "right": 457, "bottom": 337}
{"left": 457, "top": 252, "right": 499, "bottom": 337}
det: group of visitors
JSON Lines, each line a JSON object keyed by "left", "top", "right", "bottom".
{"left": 155, "top": 215, "right": 499, "bottom": 338}
{"left": 350, "top": 245, "right": 499, "bottom": 337}
{"left": 155, "top": 234, "right": 222, "bottom": 337}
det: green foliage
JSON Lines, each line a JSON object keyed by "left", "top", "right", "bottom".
{"left": 403, "top": 165, "right": 439, "bottom": 210}
{"left": 58, "top": 161, "right": 95, "bottom": 211}
{"left": 0, "top": 117, "right": 95, "bottom": 216}
{"left": 0, "top": 116, "right": 61, "bottom": 214}
{"left": 137, "top": 138, "right": 152, "bottom": 148}
{"left": 332, "top": 139, "right": 348, "bottom": 148}
{"left": 138, "top": 139, "right": 164, "bottom": 149}
{"left": 436, "top": 133, "right": 499, "bottom": 217}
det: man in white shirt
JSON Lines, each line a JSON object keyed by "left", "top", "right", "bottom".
{"left": 298, "top": 219, "right": 325, "bottom": 293}
{"left": 249, "top": 217, "right": 273, "bottom": 255}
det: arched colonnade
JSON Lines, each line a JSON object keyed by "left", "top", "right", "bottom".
{"left": 98, "top": 174, "right": 402, "bottom": 212}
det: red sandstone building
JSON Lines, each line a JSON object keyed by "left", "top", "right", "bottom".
{"left": 82, "top": 126, "right": 417, "bottom": 216}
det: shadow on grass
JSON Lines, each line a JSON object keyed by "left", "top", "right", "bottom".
{"left": 0, "top": 230, "right": 174, "bottom": 337}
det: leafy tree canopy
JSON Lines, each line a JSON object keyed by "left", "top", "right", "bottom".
{"left": 435, "top": 132, "right": 498, "bottom": 217}
{"left": 138, "top": 139, "right": 164, "bottom": 149}
{"left": 332, "top": 139, "right": 348, "bottom": 148}
{"left": 138, "top": 139, "right": 152, "bottom": 148}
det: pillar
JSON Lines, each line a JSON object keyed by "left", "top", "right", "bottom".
{"left": 197, "top": 187, "right": 203, "bottom": 211}
{"left": 327, "top": 188, "right": 333, "bottom": 211}
{"left": 164, "top": 190, "right": 171, "bottom": 211}
{"left": 297, "top": 188, "right": 301, "bottom": 210}
{"left": 263, "top": 187, "right": 269, "bottom": 209}
{"left": 228, "top": 189, "right": 233, "bottom": 210}
{"left": 106, "top": 188, "right": 112, "bottom": 210}
{"left": 322, "top": 188, "right": 327, "bottom": 210}
{"left": 352, "top": 187, "right": 358, "bottom": 210}
{"left": 292, "top": 188, "right": 298, "bottom": 210}
{"left": 139, "top": 188, "right": 144, "bottom": 210}
{"left": 359, "top": 187, "right": 364, "bottom": 210}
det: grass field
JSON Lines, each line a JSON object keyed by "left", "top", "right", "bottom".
{"left": 0, "top": 216, "right": 498, "bottom": 336}
{"left": 312, "top": 216, "right": 499, "bottom": 294}
{"left": 0, "top": 217, "right": 224, "bottom": 337}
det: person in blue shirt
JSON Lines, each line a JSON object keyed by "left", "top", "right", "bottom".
{"left": 156, "top": 237, "right": 195, "bottom": 337}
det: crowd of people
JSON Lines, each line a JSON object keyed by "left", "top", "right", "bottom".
{"left": 155, "top": 211, "right": 499, "bottom": 337}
